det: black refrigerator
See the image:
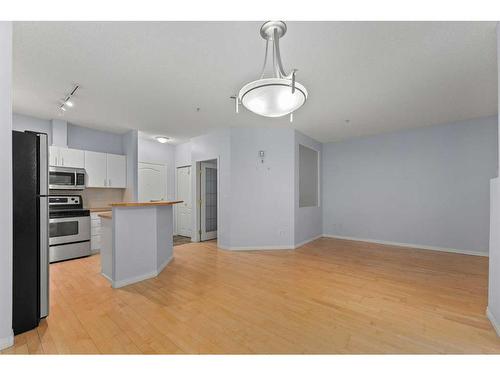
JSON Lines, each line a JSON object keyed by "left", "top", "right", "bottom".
{"left": 12, "top": 130, "right": 49, "bottom": 335}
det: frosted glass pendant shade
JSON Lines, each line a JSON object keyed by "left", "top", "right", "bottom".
{"left": 239, "top": 78, "right": 308, "bottom": 117}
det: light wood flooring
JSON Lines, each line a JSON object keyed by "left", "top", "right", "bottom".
{"left": 2, "top": 238, "right": 500, "bottom": 354}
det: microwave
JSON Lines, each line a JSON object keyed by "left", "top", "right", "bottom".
{"left": 49, "top": 166, "right": 86, "bottom": 190}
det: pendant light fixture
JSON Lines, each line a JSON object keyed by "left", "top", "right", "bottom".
{"left": 235, "top": 21, "right": 308, "bottom": 120}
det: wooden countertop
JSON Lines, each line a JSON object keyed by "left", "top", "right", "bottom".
{"left": 110, "top": 200, "right": 183, "bottom": 207}
{"left": 98, "top": 212, "right": 113, "bottom": 219}
{"left": 89, "top": 207, "right": 113, "bottom": 213}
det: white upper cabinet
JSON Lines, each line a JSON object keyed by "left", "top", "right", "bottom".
{"left": 49, "top": 146, "right": 85, "bottom": 168}
{"left": 84, "top": 151, "right": 107, "bottom": 188}
{"left": 49, "top": 146, "right": 59, "bottom": 166}
{"left": 84, "top": 151, "right": 127, "bottom": 188}
{"left": 106, "top": 154, "right": 127, "bottom": 188}
{"left": 59, "top": 148, "right": 85, "bottom": 168}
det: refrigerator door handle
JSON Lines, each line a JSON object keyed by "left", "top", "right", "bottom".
{"left": 39, "top": 196, "right": 49, "bottom": 318}
{"left": 38, "top": 133, "right": 48, "bottom": 196}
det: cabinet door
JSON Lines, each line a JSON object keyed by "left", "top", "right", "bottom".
{"left": 59, "top": 148, "right": 85, "bottom": 168}
{"left": 49, "top": 146, "right": 60, "bottom": 166}
{"left": 106, "top": 154, "right": 127, "bottom": 188}
{"left": 84, "top": 151, "right": 107, "bottom": 187}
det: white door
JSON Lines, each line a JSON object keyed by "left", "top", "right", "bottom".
{"left": 200, "top": 162, "right": 217, "bottom": 241}
{"left": 176, "top": 166, "right": 192, "bottom": 237}
{"left": 84, "top": 151, "right": 107, "bottom": 187}
{"left": 107, "top": 154, "right": 127, "bottom": 188}
{"left": 59, "top": 148, "right": 85, "bottom": 168}
{"left": 138, "top": 162, "right": 166, "bottom": 201}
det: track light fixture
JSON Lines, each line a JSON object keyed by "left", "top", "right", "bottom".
{"left": 59, "top": 85, "right": 80, "bottom": 112}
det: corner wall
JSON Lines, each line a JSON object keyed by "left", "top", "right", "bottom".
{"left": 295, "top": 130, "right": 322, "bottom": 247}
{"left": 0, "top": 21, "right": 13, "bottom": 350}
{"left": 487, "top": 22, "right": 500, "bottom": 336}
{"left": 322, "top": 116, "right": 498, "bottom": 255}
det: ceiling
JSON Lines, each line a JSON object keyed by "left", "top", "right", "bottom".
{"left": 13, "top": 21, "right": 498, "bottom": 144}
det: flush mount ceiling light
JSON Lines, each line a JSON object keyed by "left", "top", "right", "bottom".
{"left": 234, "top": 21, "right": 308, "bottom": 121}
{"left": 59, "top": 85, "right": 79, "bottom": 112}
{"left": 155, "top": 136, "right": 170, "bottom": 144}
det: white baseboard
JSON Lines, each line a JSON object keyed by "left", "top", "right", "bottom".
{"left": 220, "top": 244, "right": 295, "bottom": 251}
{"left": 0, "top": 330, "right": 14, "bottom": 351}
{"left": 487, "top": 307, "right": 500, "bottom": 337}
{"left": 322, "top": 234, "right": 488, "bottom": 257}
{"left": 112, "top": 256, "right": 173, "bottom": 288}
{"left": 218, "top": 235, "right": 321, "bottom": 251}
{"left": 101, "top": 272, "right": 112, "bottom": 282}
{"left": 294, "top": 234, "right": 323, "bottom": 249}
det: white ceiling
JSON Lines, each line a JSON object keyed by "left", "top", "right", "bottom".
{"left": 13, "top": 21, "right": 498, "bottom": 144}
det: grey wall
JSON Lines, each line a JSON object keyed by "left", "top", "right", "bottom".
{"left": 12, "top": 113, "right": 52, "bottom": 144}
{"left": 487, "top": 23, "right": 500, "bottom": 336}
{"left": 13, "top": 113, "right": 125, "bottom": 155}
{"left": 230, "top": 128, "right": 295, "bottom": 249}
{"left": 67, "top": 123, "right": 124, "bottom": 155}
{"left": 122, "top": 130, "right": 139, "bottom": 202}
{"left": 295, "top": 131, "right": 322, "bottom": 246}
{"left": 323, "top": 116, "right": 498, "bottom": 254}
{"left": 189, "top": 128, "right": 232, "bottom": 248}
{"left": 0, "top": 21, "right": 13, "bottom": 350}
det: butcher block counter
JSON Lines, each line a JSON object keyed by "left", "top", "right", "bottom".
{"left": 99, "top": 200, "right": 183, "bottom": 288}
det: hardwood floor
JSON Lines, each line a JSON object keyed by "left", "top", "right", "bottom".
{"left": 2, "top": 237, "right": 500, "bottom": 354}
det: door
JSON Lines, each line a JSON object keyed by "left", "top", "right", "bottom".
{"left": 84, "top": 151, "right": 107, "bottom": 187}
{"left": 107, "top": 154, "right": 127, "bottom": 188}
{"left": 200, "top": 162, "right": 217, "bottom": 241}
{"left": 138, "top": 162, "right": 166, "bottom": 201}
{"left": 176, "top": 166, "right": 192, "bottom": 237}
{"left": 59, "top": 148, "right": 85, "bottom": 168}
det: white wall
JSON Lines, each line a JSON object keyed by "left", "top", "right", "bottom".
{"left": 0, "top": 21, "right": 13, "bottom": 350}
{"left": 138, "top": 136, "right": 176, "bottom": 201}
{"left": 229, "top": 128, "right": 295, "bottom": 249}
{"left": 295, "top": 131, "right": 322, "bottom": 246}
{"left": 323, "top": 116, "right": 498, "bottom": 255}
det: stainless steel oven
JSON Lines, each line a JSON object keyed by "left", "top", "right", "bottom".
{"left": 49, "top": 166, "right": 86, "bottom": 190}
{"left": 49, "top": 195, "right": 91, "bottom": 262}
{"left": 49, "top": 216, "right": 90, "bottom": 245}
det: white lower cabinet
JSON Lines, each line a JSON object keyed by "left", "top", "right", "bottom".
{"left": 90, "top": 212, "right": 104, "bottom": 253}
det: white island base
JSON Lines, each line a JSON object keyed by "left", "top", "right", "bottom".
{"left": 99, "top": 201, "right": 182, "bottom": 288}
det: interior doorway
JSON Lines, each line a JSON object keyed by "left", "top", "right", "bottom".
{"left": 199, "top": 160, "right": 218, "bottom": 241}
{"left": 176, "top": 166, "right": 192, "bottom": 237}
{"left": 138, "top": 162, "right": 166, "bottom": 202}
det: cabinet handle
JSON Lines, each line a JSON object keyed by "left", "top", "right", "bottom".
{"left": 62, "top": 157, "right": 64, "bottom": 166}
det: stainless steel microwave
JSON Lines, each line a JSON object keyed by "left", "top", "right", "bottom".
{"left": 49, "top": 166, "right": 86, "bottom": 190}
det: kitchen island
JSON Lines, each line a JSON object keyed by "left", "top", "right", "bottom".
{"left": 98, "top": 200, "right": 183, "bottom": 288}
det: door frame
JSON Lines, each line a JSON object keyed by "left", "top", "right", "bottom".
{"left": 137, "top": 161, "right": 167, "bottom": 202}
{"left": 175, "top": 165, "right": 192, "bottom": 237}
{"left": 200, "top": 161, "right": 218, "bottom": 241}
{"left": 192, "top": 156, "right": 220, "bottom": 244}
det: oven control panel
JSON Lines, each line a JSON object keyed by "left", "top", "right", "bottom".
{"left": 49, "top": 195, "right": 82, "bottom": 207}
